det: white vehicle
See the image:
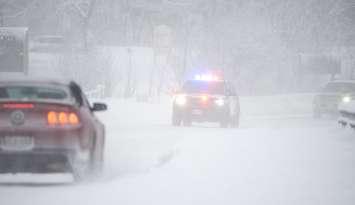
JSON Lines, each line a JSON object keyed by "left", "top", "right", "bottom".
{"left": 313, "top": 81, "right": 355, "bottom": 118}
{"left": 338, "top": 99, "right": 355, "bottom": 129}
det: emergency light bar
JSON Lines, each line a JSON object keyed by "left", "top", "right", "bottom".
{"left": 194, "top": 74, "right": 220, "bottom": 81}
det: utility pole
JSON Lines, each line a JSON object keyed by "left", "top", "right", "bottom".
{"left": 182, "top": 13, "right": 191, "bottom": 83}
{"left": 124, "top": 48, "right": 133, "bottom": 98}
{"left": 83, "top": 0, "right": 96, "bottom": 51}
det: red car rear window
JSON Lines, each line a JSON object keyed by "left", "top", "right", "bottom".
{"left": 0, "top": 86, "right": 69, "bottom": 101}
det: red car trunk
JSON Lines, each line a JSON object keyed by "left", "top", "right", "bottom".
{"left": 0, "top": 102, "right": 83, "bottom": 152}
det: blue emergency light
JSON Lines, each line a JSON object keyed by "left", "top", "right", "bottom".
{"left": 194, "top": 74, "right": 220, "bottom": 81}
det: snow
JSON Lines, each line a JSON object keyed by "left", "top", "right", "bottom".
{"left": 241, "top": 94, "right": 314, "bottom": 119}
{"left": 0, "top": 174, "right": 73, "bottom": 184}
{"left": 0, "top": 95, "right": 354, "bottom": 205}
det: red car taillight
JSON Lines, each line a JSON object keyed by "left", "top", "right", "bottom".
{"left": 68, "top": 113, "right": 80, "bottom": 124}
{"left": 47, "top": 111, "right": 58, "bottom": 125}
{"left": 47, "top": 111, "right": 80, "bottom": 126}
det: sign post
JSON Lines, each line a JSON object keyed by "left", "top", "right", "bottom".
{"left": 0, "top": 27, "right": 28, "bottom": 75}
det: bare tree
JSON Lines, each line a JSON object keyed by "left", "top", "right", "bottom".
{"left": 0, "top": 0, "right": 37, "bottom": 26}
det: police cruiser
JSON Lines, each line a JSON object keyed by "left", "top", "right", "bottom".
{"left": 172, "top": 74, "right": 240, "bottom": 128}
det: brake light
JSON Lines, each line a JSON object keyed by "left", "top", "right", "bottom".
{"left": 3, "top": 103, "right": 34, "bottom": 109}
{"left": 59, "top": 112, "right": 69, "bottom": 125}
{"left": 47, "top": 111, "right": 80, "bottom": 126}
{"left": 47, "top": 111, "right": 58, "bottom": 125}
{"left": 69, "top": 113, "right": 79, "bottom": 125}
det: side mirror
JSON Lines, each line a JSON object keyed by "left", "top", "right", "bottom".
{"left": 91, "top": 103, "right": 107, "bottom": 112}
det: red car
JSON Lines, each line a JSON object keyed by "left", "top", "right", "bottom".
{"left": 0, "top": 78, "right": 107, "bottom": 181}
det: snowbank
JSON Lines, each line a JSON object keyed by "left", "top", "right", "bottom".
{"left": 240, "top": 93, "right": 314, "bottom": 119}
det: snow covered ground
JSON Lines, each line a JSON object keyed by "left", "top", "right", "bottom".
{"left": 0, "top": 95, "right": 354, "bottom": 205}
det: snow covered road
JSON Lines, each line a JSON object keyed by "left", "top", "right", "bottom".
{"left": 0, "top": 96, "right": 354, "bottom": 205}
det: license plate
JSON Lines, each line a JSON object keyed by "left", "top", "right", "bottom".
{"left": 192, "top": 109, "right": 203, "bottom": 115}
{"left": 1, "top": 136, "right": 34, "bottom": 151}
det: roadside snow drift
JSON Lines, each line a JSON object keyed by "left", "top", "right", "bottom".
{"left": 0, "top": 95, "right": 354, "bottom": 205}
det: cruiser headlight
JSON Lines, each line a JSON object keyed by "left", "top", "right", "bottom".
{"left": 215, "top": 98, "right": 225, "bottom": 106}
{"left": 342, "top": 96, "right": 352, "bottom": 103}
{"left": 175, "top": 95, "right": 187, "bottom": 106}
